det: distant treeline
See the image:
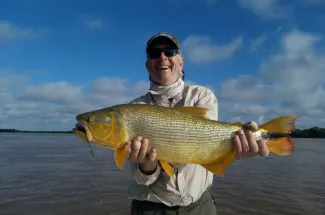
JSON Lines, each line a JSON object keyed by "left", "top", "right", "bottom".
{"left": 290, "top": 127, "right": 325, "bottom": 138}
{"left": 0, "top": 129, "right": 72, "bottom": 134}
{"left": 1, "top": 126, "right": 325, "bottom": 138}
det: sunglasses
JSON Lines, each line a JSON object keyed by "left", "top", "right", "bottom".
{"left": 147, "top": 48, "right": 179, "bottom": 59}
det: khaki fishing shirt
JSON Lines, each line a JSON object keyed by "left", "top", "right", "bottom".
{"left": 127, "top": 84, "right": 218, "bottom": 207}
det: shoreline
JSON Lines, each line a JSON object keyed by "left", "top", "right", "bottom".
{"left": 0, "top": 129, "right": 72, "bottom": 134}
{"left": 1, "top": 127, "right": 325, "bottom": 138}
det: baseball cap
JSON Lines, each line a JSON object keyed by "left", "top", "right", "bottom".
{"left": 146, "top": 32, "right": 181, "bottom": 52}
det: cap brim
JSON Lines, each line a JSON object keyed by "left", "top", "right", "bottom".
{"left": 146, "top": 36, "right": 179, "bottom": 51}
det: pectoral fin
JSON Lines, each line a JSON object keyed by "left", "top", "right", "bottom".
{"left": 160, "top": 160, "right": 175, "bottom": 178}
{"left": 114, "top": 144, "right": 129, "bottom": 169}
{"left": 200, "top": 148, "right": 236, "bottom": 177}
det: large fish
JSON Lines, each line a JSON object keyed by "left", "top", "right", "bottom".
{"left": 72, "top": 104, "right": 298, "bottom": 178}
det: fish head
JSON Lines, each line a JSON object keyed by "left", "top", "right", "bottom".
{"left": 72, "top": 108, "right": 127, "bottom": 148}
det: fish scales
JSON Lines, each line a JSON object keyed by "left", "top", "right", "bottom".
{"left": 117, "top": 104, "right": 238, "bottom": 163}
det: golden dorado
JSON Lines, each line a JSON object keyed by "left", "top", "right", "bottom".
{"left": 72, "top": 104, "right": 298, "bottom": 178}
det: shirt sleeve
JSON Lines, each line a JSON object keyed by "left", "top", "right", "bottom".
{"left": 130, "top": 162, "right": 162, "bottom": 185}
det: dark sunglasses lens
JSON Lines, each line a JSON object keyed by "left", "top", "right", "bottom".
{"left": 148, "top": 48, "right": 178, "bottom": 58}
{"left": 164, "top": 49, "right": 178, "bottom": 57}
{"left": 148, "top": 49, "right": 162, "bottom": 58}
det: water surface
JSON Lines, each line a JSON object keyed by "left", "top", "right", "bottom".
{"left": 0, "top": 133, "right": 324, "bottom": 215}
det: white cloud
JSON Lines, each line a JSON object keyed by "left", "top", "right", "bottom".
{"left": 85, "top": 19, "right": 104, "bottom": 30}
{"left": 250, "top": 35, "right": 268, "bottom": 51}
{"left": 237, "top": 0, "right": 293, "bottom": 20}
{"left": 19, "top": 81, "right": 84, "bottom": 105}
{"left": 181, "top": 35, "right": 243, "bottom": 64}
{"left": 1, "top": 27, "right": 324, "bottom": 131}
{"left": 79, "top": 14, "right": 105, "bottom": 30}
{"left": 0, "top": 74, "right": 149, "bottom": 131}
{"left": 0, "top": 20, "right": 44, "bottom": 44}
{"left": 218, "top": 28, "right": 325, "bottom": 128}
{"left": 0, "top": 74, "right": 29, "bottom": 92}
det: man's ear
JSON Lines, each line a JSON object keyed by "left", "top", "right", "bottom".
{"left": 180, "top": 57, "right": 184, "bottom": 68}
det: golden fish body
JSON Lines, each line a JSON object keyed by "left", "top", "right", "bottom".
{"left": 121, "top": 105, "right": 240, "bottom": 164}
{"left": 72, "top": 104, "right": 298, "bottom": 177}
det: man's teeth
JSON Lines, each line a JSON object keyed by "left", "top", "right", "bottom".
{"left": 158, "top": 66, "right": 169, "bottom": 70}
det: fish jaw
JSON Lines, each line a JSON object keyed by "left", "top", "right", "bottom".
{"left": 72, "top": 121, "right": 93, "bottom": 143}
{"left": 72, "top": 127, "right": 88, "bottom": 143}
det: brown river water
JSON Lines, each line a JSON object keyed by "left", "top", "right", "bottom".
{"left": 0, "top": 133, "right": 324, "bottom": 215}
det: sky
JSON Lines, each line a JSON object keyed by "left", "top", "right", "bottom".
{"left": 1, "top": 0, "right": 325, "bottom": 131}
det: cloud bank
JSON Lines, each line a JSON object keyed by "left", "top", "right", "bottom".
{"left": 181, "top": 35, "right": 243, "bottom": 64}
{"left": 1, "top": 26, "right": 324, "bottom": 130}
{"left": 218, "top": 28, "right": 325, "bottom": 128}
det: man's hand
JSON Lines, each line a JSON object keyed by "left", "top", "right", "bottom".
{"left": 233, "top": 121, "right": 269, "bottom": 159}
{"left": 127, "top": 136, "right": 158, "bottom": 175}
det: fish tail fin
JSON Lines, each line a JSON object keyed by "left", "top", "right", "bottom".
{"left": 265, "top": 137, "right": 296, "bottom": 156}
{"left": 259, "top": 115, "right": 299, "bottom": 156}
{"left": 259, "top": 115, "right": 299, "bottom": 134}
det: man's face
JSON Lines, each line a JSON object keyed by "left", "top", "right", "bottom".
{"left": 146, "top": 39, "right": 184, "bottom": 86}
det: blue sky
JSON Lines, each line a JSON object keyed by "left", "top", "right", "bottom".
{"left": 1, "top": 0, "right": 325, "bottom": 131}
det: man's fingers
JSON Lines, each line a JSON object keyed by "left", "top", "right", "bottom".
{"left": 130, "top": 137, "right": 142, "bottom": 161}
{"left": 233, "top": 125, "right": 270, "bottom": 160}
{"left": 126, "top": 141, "right": 132, "bottom": 154}
{"left": 148, "top": 148, "right": 157, "bottom": 161}
{"left": 257, "top": 139, "right": 269, "bottom": 157}
{"left": 135, "top": 135, "right": 143, "bottom": 142}
{"left": 245, "top": 121, "right": 258, "bottom": 131}
{"left": 245, "top": 130, "right": 258, "bottom": 156}
{"left": 138, "top": 138, "right": 149, "bottom": 163}
{"left": 233, "top": 134, "right": 242, "bottom": 159}
{"left": 238, "top": 129, "right": 249, "bottom": 153}
{"left": 127, "top": 136, "right": 156, "bottom": 163}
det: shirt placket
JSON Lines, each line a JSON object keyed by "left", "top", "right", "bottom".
{"left": 152, "top": 92, "right": 188, "bottom": 204}
{"left": 170, "top": 93, "right": 188, "bottom": 204}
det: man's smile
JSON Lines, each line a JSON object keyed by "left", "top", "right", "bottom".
{"left": 157, "top": 65, "right": 170, "bottom": 71}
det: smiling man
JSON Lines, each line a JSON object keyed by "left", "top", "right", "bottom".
{"left": 126, "top": 32, "right": 269, "bottom": 215}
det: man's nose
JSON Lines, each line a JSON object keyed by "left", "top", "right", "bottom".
{"left": 158, "top": 51, "right": 168, "bottom": 59}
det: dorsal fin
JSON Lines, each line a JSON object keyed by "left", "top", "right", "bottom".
{"left": 174, "top": 106, "right": 208, "bottom": 118}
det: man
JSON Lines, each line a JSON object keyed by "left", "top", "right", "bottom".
{"left": 126, "top": 32, "right": 269, "bottom": 215}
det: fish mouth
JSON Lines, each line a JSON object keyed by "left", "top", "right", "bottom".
{"left": 72, "top": 122, "right": 93, "bottom": 142}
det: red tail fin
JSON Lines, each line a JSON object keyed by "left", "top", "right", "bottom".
{"left": 266, "top": 137, "right": 296, "bottom": 155}
{"left": 260, "top": 115, "right": 299, "bottom": 155}
{"left": 260, "top": 115, "right": 299, "bottom": 134}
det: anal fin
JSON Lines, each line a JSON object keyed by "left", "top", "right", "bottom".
{"left": 169, "top": 162, "right": 180, "bottom": 168}
{"left": 160, "top": 160, "right": 175, "bottom": 178}
{"left": 200, "top": 148, "right": 236, "bottom": 177}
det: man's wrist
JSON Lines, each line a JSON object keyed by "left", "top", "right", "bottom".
{"left": 139, "top": 161, "right": 157, "bottom": 175}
